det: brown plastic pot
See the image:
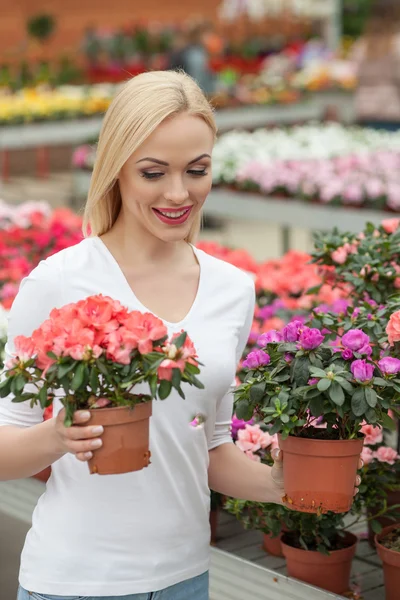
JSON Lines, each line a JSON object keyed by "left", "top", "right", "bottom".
{"left": 263, "top": 531, "right": 284, "bottom": 557}
{"left": 368, "top": 490, "right": 400, "bottom": 547}
{"left": 281, "top": 531, "right": 358, "bottom": 595}
{"left": 375, "top": 523, "right": 400, "bottom": 600}
{"left": 81, "top": 402, "right": 152, "bottom": 475}
{"left": 278, "top": 434, "right": 364, "bottom": 513}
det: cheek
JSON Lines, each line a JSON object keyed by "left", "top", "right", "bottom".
{"left": 190, "top": 176, "right": 213, "bottom": 202}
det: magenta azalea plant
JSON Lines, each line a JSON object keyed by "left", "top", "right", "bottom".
{"left": 234, "top": 321, "right": 399, "bottom": 440}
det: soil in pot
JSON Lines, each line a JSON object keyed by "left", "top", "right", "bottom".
{"left": 375, "top": 524, "right": 400, "bottom": 600}
{"left": 368, "top": 489, "right": 400, "bottom": 547}
{"left": 281, "top": 530, "right": 358, "bottom": 595}
{"left": 278, "top": 433, "right": 364, "bottom": 514}
{"left": 79, "top": 402, "right": 152, "bottom": 475}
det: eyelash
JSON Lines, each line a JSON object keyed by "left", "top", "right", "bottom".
{"left": 141, "top": 169, "right": 208, "bottom": 180}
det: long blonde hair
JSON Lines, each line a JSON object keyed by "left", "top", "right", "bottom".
{"left": 83, "top": 70, "right": 217, "bottom": 243}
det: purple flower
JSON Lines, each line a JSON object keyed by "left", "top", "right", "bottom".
{"left": 331, "top": 299, "right": 351, "bottom": 315}
{"left": 283, "top": 320, "right": 304, "bottom": 342}
{"left": 342, "top": 348, "right": 354, "bottom": 360}
{"left": 298, "top": 327, "right": 325, "bottom": 350}
{"left": 258, "top": 306, "right": 275, "bottom": 320}
{"left": 257, "top": 330, "right": 283, "bottom": 346}
{"left": 248, "top": 330, "right": 259, "bottom": 344}
{"left": 308, "top": 378, "right": 318, "bottom": 385}
{"left": 284, "top": 353, "right": 294, "bottom": 363}
{"left": 352, "top": 308, "right": 361, "bottom": 319}
{"left": 378, "top": 357, "right": 400, "bottom": 375}
{"left": 242, "top": 350, "right": 271, "bottom": 369}
{"left": 231, "top": 414, "right": 254, "bottom": 439}
{"left": 314, "top": 304, "right": 329, "bottom": 314}
{"left": 358, "top": 344, "right": 373, "bottom": 357}
{"left": 342, "top": 330, "right": 371, "bottom": 352}
{"left": 351, "top": 359, "right": 375, "bottom": 382}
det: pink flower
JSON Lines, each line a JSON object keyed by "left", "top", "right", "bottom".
{"left": 382, "top": 218, "right": 400, "bottom": 234}
{"left": 361, "top": 446, "right": 374, "bottom": 465}
{"left": 361, "top": 423, "right": 383, "bottom": 446}
{"left": 373, "top": 446, "right": 399, "bottom": 465}
{"left": 386, "top": 310, "right": 400, "bottom": 346}
{"left": 331, "top": 247, "right": 348, "bottom": 264}
{"left": 236, "top": 424, "right": 275, "bottom": 454}
{"left": 13, "top": 335, "right": 36, "bottom": 362}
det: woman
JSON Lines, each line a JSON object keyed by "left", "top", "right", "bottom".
{"left": 352, "top": 0, "right": 400, "bottom": 129}
{"left": 0, "top": 71, "right": 361, "bottom": 600}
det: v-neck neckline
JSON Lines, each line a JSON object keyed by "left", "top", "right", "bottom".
{"left": 91, "top": 236, "right": 204, "bottom": 328}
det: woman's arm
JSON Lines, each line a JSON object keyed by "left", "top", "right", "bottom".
{"left": 208, "top": 442, "right": 284, "bottom": 505}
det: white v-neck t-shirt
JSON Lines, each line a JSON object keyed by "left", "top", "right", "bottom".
{"left": 0, "top": 237, "right": 255, "bottom": 596}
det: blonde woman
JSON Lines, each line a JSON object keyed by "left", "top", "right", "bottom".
{"left": 0, "top": 71, "right": 360, "bottom": 600}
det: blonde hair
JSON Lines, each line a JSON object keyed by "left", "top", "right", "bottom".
{"left": 83, "top": 70, "right": 217, "bottom": 243}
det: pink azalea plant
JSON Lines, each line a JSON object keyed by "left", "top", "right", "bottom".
{"left": 0, "top": 294, "right": 203, "bottom": 426}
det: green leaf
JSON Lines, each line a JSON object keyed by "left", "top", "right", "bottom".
{"left": 294, "top": 356, "right": 311, "bottom": 387}
{"left": 235, "top": 400, "right": 253, "bottom": 421}
{"left": 14, "top": 374, "right": 26, "bottom": 394}
{"left": 374, "top": 377, "right": 388, "bottom": 387}
{"left": 173, "top": 331, "right": 187, "bottom": 350}
{"left": 38, "top": 384, "right": 48, "bottom": 408}
{"left": 381, "top": 412, "right": 397, "bottom": 431}
{"left": 171, "top": 368, "right": 181, "bottom": 390}
{"left": 365, "top": 387, "right": 377, "bottom": 408}
{"left": 352, "top": 388, "right": 368, "bottom": 417}
{"left": 317, "top": 378, "right": 331, "bottom": 392}
{"left": 71, "top": 363, "right": 85, "bottom": 391}
{"left": 371, "top": 520, "right": 383, "bottom": 534}
{"left": 158, "top": 379, "right": 172, "bottom": 400}
{"left": 329, "top": 381, "right": 345, "bottom": 406}
{"left": 250, "top": 381, "right": 266, "bottom": 403}
{"left": 90, "top": 367, "right": 99, "bottom": 394}
{"left": 280, "top": 414, "right": 290, "bottom": 423}
{"left": 309, "top": 367, "right": 327, "bottom": 378}
{"left": 0, "top": 378, "right": 12, "bottom": 398}
{"left": 57, "top": 363, "right": 75, "bottom": 379}
{"left": 309, "top": 396, "right": 324, "bottom": 417}
{"left": 338, "top": 379, "right": 354, "bottom": 394}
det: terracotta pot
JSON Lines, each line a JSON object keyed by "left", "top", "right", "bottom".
{"left": 81, "top": 402, "right": 152, "bottom": 475}
{"left": 368, "top": 490, "right": 400, "bottom": 548}
{"left": 210, "top": 508, "right": 219, "bottom": 545}
{"left": 263, "top": 532, "right": 284, "bottom": 557}
{"left": 281, "top": 531, "right": 358, "bottom": 595}
{"left": 33, "top": 466, "right": 51, "bottom": 483}
{"left": 375, "top": 523, "right": 400, "bottom": 600}
{"left": 278, "top": 434, "right": 364, "bottom": 514}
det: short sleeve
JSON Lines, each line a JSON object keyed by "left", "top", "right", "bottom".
{"left": 0, "top": 260, "right": 61, "bottom": 428}
{"left": 208, "top": 278, "right": 255, "bottom": 450}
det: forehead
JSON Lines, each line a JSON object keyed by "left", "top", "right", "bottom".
{"left": 135, "top": 113, "right": 214, "bottom": 156}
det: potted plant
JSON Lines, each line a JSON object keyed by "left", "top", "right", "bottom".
{"left": 234, "top": 318, "right": 398, "bottom": 514}
{"left": 375, "top": 523, "right": 400, "bottom": 600}
{"left": 0, "top": 294, "right": 203, "bottom": 475}
{"left": 281, "top": 510, "right": 358, "bottom": 596}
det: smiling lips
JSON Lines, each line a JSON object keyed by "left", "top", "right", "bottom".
{"left": 152, "top": 206, "right": 193, "bottom": 225}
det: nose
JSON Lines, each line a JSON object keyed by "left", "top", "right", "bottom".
{"left": 163, "top": 177, "right": 190, "bottom": 205}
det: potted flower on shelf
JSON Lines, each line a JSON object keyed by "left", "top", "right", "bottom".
{"left": 0, "top": 294, "right": 203, "bottom": 475}
{"left": 224, "top": 421, "right": 359, "bottom": 596}
{"left": 234, "top": 320, "right": 398, "bottom": 515}
{"left": 375, "top": 523, "right": 400, "bottom": 600}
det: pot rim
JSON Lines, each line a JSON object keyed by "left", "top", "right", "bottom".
{"left": 88, "top": 401, "right": 151, "bottom": 413}
{"left": 281, "top": 530, "right": 358, "bottom": 555}
{"left": 278, "top": 433, "right": 365, "bottom": 444}
{"left": 375, "top": 522, "right": 400, "bottom": 557}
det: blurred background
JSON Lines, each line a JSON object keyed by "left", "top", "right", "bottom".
{"left": 1, "top": 1, "right": 400, "bottom": 599}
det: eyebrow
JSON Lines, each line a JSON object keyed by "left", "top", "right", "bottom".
{"left": 136, "top": 153, "right": 211, "bottom": 166}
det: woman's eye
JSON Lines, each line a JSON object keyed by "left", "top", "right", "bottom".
{"left": 188, "top": 169, "right": 208, "bottom": 176}
{"left": 141, "top": 172, "right": 163, "bottom": 180}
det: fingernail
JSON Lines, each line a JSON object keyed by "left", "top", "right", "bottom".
{"left": 275, "top": 449, "right": 281, "bottom": 459}
{"left": 80, "top": 411, "right": 91, "bottom": 420}
{"left": 84, "top": 452, "right": 93, "bottom": 459}
{"left": 92, "top": 426, "right": 104, "bottom": 435}
{"left": 91, "top": 439, "right": 102, "bottom": 448}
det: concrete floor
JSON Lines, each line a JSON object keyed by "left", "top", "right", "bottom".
{"left": 0, "top": 512, "right": 28, "bottom": 600}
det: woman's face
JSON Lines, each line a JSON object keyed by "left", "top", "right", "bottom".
{"left": 118, "top": 112, "right": 214, "bottom": 243}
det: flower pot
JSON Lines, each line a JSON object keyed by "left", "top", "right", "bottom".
{"left": 278, "top": 434, "right": 364, "bottom": 513}
{"left": 82, "top": 402, "right": 152, "bottom": 475}
{"left": 368, "top": 490, "right": 400, "bottom": 548}
{"left": 210, "top": 508, "right": 219, "bottom": 545}
{"left": 263, "top": 532, "right": 284, "bottom": 557}
{"left": 281, "top": 531, "right": 358, "bottom": 595}
{"left": 375, "top": 523, "right": 400, "bottom": 600}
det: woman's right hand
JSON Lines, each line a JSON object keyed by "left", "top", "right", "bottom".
{"left": 53, "top": 409, "right": 103, "bottom": 462}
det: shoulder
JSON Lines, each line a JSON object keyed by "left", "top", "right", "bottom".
{"left": 41, "top": 237, "right": 97, "bottom": 275}
{"left": 195, "top": 246, "right": 255, "bottom": 303}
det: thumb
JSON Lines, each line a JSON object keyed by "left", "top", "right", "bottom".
{"left": 271, "top": 447, "right": 283, "bottom": 466}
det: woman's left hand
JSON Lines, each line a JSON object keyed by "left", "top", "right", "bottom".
{"left": 269, "top": 448, "right": 364, "bottom": 506}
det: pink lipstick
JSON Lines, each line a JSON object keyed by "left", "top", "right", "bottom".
{"left": 152, "top": 206, "right": 193, "bottom": 225}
